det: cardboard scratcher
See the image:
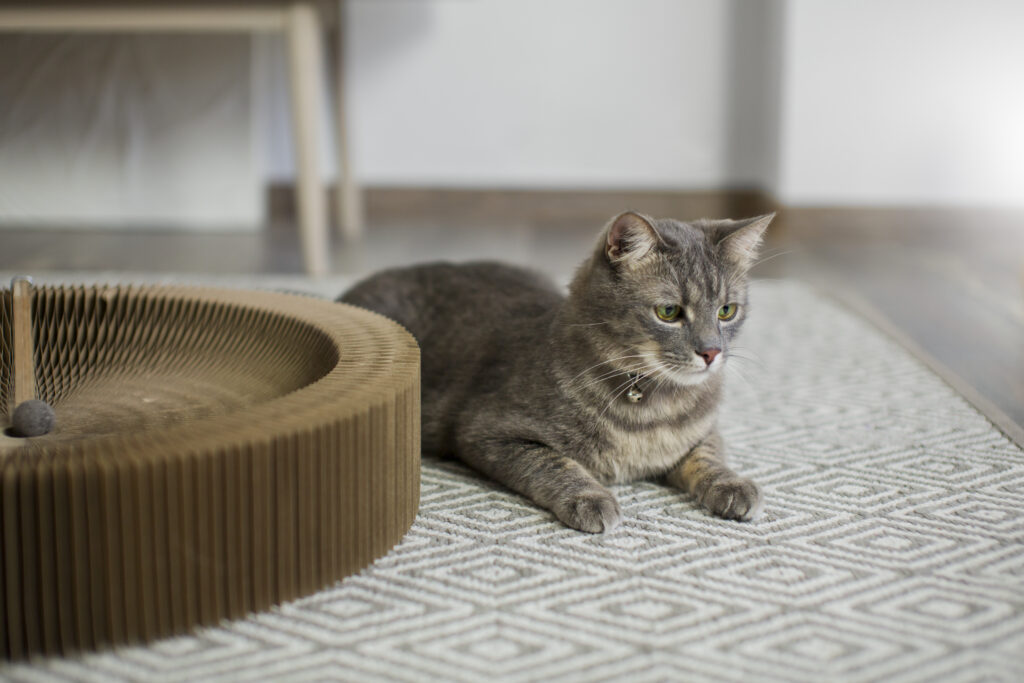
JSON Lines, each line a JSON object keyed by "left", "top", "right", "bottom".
{"left": 0, "top": 280, "right": 421, "bottom": 659}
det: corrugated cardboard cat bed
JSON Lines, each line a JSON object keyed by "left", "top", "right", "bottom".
{"left": 0, "top": 280, "right": 420, "bottom": 659}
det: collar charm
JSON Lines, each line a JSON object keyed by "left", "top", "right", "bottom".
{"left": 626, "top": 372, "right": 644, "bottom": 403}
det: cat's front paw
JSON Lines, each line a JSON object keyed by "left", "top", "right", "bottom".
{"left": 696, "top": 476, "right": 763, "bottom": 521}
{"left": 555, "top": 488, "right": 622, "bottom": 533}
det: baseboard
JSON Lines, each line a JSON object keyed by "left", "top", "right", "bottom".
{"left": 266, "top": 184, "right": 779, "bottom": 228}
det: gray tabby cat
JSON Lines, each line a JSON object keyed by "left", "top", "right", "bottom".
{"left": 340, "top": 211, "right": 773, "bottom": 532}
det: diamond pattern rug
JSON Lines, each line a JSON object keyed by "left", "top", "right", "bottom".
{"left": 3, "top": 276, "right": 1022, "bottom": 682}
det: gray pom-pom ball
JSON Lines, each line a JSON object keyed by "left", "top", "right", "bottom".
{"left": 11, "top": 399, "right": 56, "bottom": 438}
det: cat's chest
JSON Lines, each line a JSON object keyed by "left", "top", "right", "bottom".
{"left": 595, "top": 410, "right": 716, "bottom": 483}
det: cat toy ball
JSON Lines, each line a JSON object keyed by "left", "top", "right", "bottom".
{"left": 10, "top": 399, "right": 55, "bottom": 437}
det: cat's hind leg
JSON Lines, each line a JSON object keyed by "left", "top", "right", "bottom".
{"left": 666, "top": 431, "right": 763, "bottom": 521}
{"left": 457, "top": 432, "right": 621, "bottom": 533}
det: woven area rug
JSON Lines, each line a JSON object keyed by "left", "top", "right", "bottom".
{"left": 3, "top": 275, "right": 1023, "bottom": 682}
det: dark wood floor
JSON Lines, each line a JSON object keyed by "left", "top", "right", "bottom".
{"left": 768, "top": 207, "right": 1023, "bottom": 447}
{"left": 1, "top": 189, "right": 1021, "bottom": 446}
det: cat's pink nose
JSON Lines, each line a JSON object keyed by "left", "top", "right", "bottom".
{"left": 699, "top": 348, "right": 721, "bottom": 366}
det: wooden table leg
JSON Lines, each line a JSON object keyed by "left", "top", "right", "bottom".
{"left": 286, "top": 2, "right": 330, "bottom": 276}
{"left": 333, "top": 0, "right": 363, "bottom": 241}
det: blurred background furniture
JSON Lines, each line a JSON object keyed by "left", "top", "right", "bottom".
{"left": 0, "top": 1, "right": 363, "bottom": 276}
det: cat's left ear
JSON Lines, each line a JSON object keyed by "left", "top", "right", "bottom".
{"left": 709, "top": 213, "right": 775, "bottom": 270}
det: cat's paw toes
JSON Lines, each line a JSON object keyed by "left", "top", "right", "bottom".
{"left": 558, "top": 489, "right": 622, "bottom": 533}
{"left": 699, "top": 477, "right": 763, "bottom": 521}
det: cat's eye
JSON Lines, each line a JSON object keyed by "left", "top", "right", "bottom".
{"left": 718, "top": 304, "right": 739, "bottom": 321}
{"left": 655, "top": 304, "right": 682, "bottom": 322}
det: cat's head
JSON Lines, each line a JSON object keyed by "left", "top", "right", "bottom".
{"left": 569, "top": 211, "right": 773, "bottom": 387}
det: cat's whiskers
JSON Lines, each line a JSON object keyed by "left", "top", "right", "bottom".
{"left": 727, "top": 345, "right": 765, "bottom": 369}
{"left": 730, "top": 342, "right": 764, "bottom": 360}
{"left": 657, "top": 355, "right": 699, "bottom": 378}
{"left": 565, "top": 320, "right": 614, "bottom": 328}
{"left": 727, "top": 345, "right": 763, "bottom": 365}
{"left": 748, "top": 249, "right": 795, "bottom": 270}
{"left": 728, "top": 353, "right": 763, "bottom": 369}
{"left": 589, "top": 367, "right": 640, "bottom": 385}
{"left": 643, "top": 357, "right": 671, "bottom": 379}
{"left": 733, "top": 348, "right": 765, "bottom": 368}
{"left": 565, "top": 352, "right": 651, "bottom": 395}
{"left": 597, "top": 358, "right": 663, "bottom": 419}
{"left": 565, "top": 354, "right": 650, "bottom": 385}
{"left": 641, "top": 359, "right": 684, "bottom": 400}
{"left": 655, "top": 360, "right": 679, "bottom": 387}
{"left": 724, "top": 360, "right": 764, "bottom": 412}
{"left": 590, "top": 361, "right": 648, "bottom": 381}
{"left": 573, "top": 363, "right": 650, "bottom": 393}
{"left": 598, "top": 374, "right": 648, "bottom": 420}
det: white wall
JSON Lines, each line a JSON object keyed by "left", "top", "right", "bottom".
{"left": 320, "top": 0, "right": 1023, "bottom": 205}
{"left": 265, "top": 0, "right": 744, "bottom": 190}
{"left": 776, "top": 0, "right": 1024, "bottom": 207}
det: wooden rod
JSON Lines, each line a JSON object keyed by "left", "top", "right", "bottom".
{"left": 11, "top": 277, "right": 36, "bottom": 409}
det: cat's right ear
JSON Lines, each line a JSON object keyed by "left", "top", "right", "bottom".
{"left": 605, "top": 212, "right": 660, "bottom": 265}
